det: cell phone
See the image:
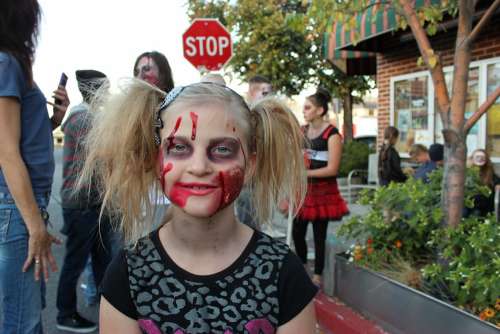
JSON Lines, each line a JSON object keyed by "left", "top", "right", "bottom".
{"left": 55, "top": 72, "right": 68, "bottom": 106}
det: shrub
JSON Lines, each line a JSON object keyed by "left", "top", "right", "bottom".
{"left": 338, "top": 140, "right": 371, "bottom": 178}
{"left": 423, "top": 215, "right": 500, "bottom": 325}
{"left": 338, "top": 168, "right": 499, "bottom": 326}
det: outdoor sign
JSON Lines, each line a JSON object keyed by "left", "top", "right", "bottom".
{"left": 182, "top": 19, "right": 232, "bottom": 71}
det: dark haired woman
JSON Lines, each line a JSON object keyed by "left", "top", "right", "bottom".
{"left": 378, "top": 126, "right": 407, "bottom": 186}
{"left": 292, "top": 88, "right": 349, "bottom": 286}
{"left": 133, "top": 51, "right": 174, "bottom": 93}
{"left": 0, "top": 0, "right": 69, "bottom": 332}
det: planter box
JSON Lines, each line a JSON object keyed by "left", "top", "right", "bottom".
{"left": 330, "top": 255, "right": 499, "bottom": 334}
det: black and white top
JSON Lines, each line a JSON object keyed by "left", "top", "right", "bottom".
{"left": 101, "top": 229, "right": 318, "bottom": 334}
{"left": 304, "top": 124, "right": 340, "bottom": 182}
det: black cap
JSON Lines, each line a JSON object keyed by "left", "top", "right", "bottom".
{"left": 75, "top": 70, "right": 107, "bottom": 102}
{"left": 429, "top": 143, "right": 444, "bottom": 162}
{"left": 75, "top": 69, "right": 106, "bottom": 82}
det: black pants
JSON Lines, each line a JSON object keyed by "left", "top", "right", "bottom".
{"left": 292, "top": 219, "right": 329, "bottom": 275}
{"left": 56, "top": 207, "right": 117, "bottom": 320}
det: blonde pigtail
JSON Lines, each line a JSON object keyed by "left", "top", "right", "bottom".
{"left": 249, "top": 98, "right": 307, "bottom": 225}
{"left": 78, "top": 79, "right": 166, "bottom": 242}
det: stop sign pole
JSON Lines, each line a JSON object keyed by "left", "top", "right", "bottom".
{"left": 182, "top": 19, "right": 233, "bottom": 72}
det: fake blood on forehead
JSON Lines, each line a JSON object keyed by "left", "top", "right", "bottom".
{"left": 190, "top": 112, "right": 198, "bottom": 140}
{"left": 166, "top": 117, "right": 183, "bottom": 153}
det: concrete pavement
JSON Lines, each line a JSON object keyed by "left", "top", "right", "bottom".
{"left": 42, "top": 147, "right": 98, "bottom": 333}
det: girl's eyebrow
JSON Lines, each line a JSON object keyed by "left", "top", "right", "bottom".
{"left": 163, "top": 136, "right": 238, "bottom": 144}
{"left": 207, "top": 137, "right": 240, "bottom": 145}
{"left": 161, "top": 135, "right": 190, "bottom": 146}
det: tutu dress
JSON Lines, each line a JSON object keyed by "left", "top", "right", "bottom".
{"left": 298, "top": 124, "right": 349, "bottom": 221}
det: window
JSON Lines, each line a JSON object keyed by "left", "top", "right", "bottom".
{"left": 486, "top": 63, "right": 500, "bottom": 158}
{"left": 390, "top": 57, "right": 500, "bottom": 160}
{"left": 393, "top": 76, "right": 428, "bottom": 152}
{"left": 434, "top": 67, "right": 479, "bottom": 153}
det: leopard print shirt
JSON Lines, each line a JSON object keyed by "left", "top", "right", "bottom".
{"left": 101, "top": 230, "right": 317, "bottom": 334}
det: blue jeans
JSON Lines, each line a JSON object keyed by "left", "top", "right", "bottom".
{"left": 80, "top": 257, "right": 98, "bottom": 306}
{"left": 0, "top": 191, "right": 49, "bottom": 334}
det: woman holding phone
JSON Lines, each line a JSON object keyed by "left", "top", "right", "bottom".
{"left": 0, "top": 0, "right": 70, "bottom": 332}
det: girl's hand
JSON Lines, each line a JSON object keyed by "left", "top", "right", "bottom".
{"left": 47, "top": 85, "right": 70, "bottom": 126}
{"left": 22, "top": 224, "right": 61, "bottom": 281}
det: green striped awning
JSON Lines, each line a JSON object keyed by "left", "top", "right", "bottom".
{"left": 324, "top": 0, "right": 441, "bottom": 61}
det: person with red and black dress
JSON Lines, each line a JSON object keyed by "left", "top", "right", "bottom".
{"left": 292, "top": 88, "right": 349, "bottom": 286}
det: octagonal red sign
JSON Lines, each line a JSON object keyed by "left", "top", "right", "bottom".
{"left": 182, "top": 19, "right": 233, "bottom": 71}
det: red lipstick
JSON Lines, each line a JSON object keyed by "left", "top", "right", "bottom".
{"left": 169, "top": 182, "right": 219, "bottom": 207}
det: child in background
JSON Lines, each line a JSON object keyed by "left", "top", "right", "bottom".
{"left": 79, "top": 81, "right": 318, "bottom": 333}
{"left": 293, "top": 88, "right": 349, "bottom": 287}
{"left": 378, "top": 126, "right": 407, "bottom": 186}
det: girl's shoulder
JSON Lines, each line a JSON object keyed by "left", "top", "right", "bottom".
{"left": 253, "top": 230, "right": 291, "bottom": 257}
{"left": 321, "top": 124, "right": 339, "bottom": 140}
{"left": 123, "top": 229, "right": 293, "bottom": 278}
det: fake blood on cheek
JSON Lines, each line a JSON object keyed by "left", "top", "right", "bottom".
{"left": 157, "top": 149, "right": 173, "bottom": 192}
{"left": 217, "top": 168, "right": 245, "bottom": 210}
{"left": 167, "top": 167, "right": 245, "bottom": 213}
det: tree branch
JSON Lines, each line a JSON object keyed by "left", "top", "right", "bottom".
{"left": 467, "top": 0, "right": 500, "bottom": 46}
{"left": 397, "top": 0, "right": 450, "bottom": 121}
{"left": 464, "top": 86, "right": 500, "bottom": 133}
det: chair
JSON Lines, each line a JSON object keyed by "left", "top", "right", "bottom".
{"left": 346, "top": 153, "right": 379, "bottom": 205}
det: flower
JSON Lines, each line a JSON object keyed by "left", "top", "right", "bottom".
{"left": 367, "top": 247, "right": 374, "bottom": 255}
{"left": 483, "top": 308, "right": 495, "bottom": 318}
{"left": 395, "top": 240, "right": 403, "bottom": 248}
{"left": 495, "top": 299, "right": 500, "bottom": 311}
{"left": 479, "top": 311, "right": 487, "bottom": 321}
{"left": 353, "top": 245, "right": 363, "bottom": 261}
{"left": 367, "top": 238, "right": 373, "bottom": 245}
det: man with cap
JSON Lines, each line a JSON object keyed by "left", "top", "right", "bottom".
{"left": 55, "top": 70, "right": 113, "bottom": 333}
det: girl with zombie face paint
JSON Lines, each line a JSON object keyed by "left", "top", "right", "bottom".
{"left": 78, "top": 81, "right": 318, "bottom": 333}
{"left": 466, "top": 149, "right": 500, "bottom": 218}
{"left": 133, "top": 51, "right": 174, "bottom": 93}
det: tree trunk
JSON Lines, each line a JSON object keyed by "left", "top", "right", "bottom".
{"left": 442, "top": 129, "right": 467, "bottom": 227}
{"left": 342, "top": 91, "right": 354, "bottom": 142}
{"left": 441, "top": 0, "right": 474, "bottom": 227}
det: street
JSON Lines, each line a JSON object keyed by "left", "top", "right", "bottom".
{"left": 42, "top": 147, "right": 98, "bottom": 333}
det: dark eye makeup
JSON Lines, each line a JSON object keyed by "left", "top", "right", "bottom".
{"left": 207, "top": 138, "right": 240, "bottom": 162}
{"left": 163, "top": 136, "right": 241, "bottom": 162}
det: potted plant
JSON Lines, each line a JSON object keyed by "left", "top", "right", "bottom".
{"left": 328, "top": 169, "right": 500, "bottom": 333}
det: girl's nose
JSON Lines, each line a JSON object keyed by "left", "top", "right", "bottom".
{"left": 187, "top": 150, "right": 212, "bottom": 176}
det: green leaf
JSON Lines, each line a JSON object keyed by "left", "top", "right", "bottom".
{"left": 428, "top": 55, "right": 438, "bottom": 69}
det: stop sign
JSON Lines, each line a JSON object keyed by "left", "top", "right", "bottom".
{"left": 182, "top": 19, "right": 232, "bottom": 71}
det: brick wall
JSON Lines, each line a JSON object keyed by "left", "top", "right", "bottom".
{"left": 376, "top": 16, "right": 500, "bottom": 146}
